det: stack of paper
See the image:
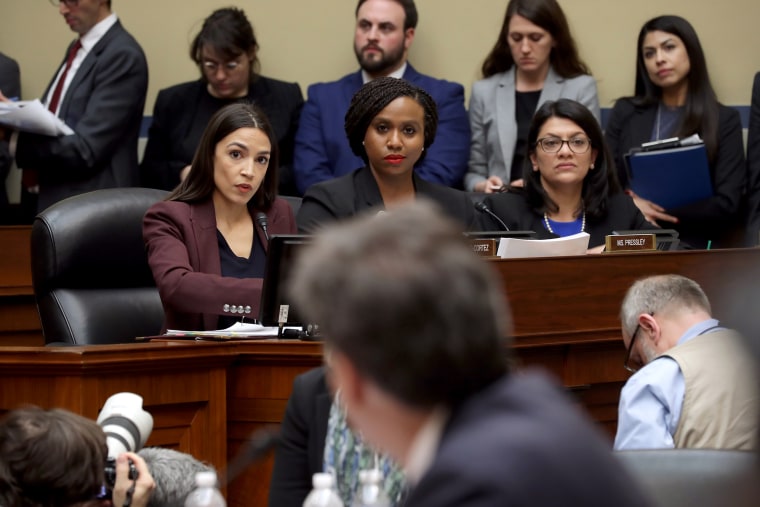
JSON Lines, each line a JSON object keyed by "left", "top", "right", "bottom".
{"left": 497, "top": 232, "right": 590, "bottom": 258}
{"left": 166, "top": 321, "right": 293, "bottom": 339}
{"left": 0, "top": 99, "right": 73, "bottom": 136}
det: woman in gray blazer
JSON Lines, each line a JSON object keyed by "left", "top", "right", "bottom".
{"left": 466, "top": 0, "right": 600, "bottom": 193}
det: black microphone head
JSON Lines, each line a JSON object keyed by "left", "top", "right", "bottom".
{"left": 255, "top": 212, "right": 268, "bottom": 227}
{"left": 474, "top": 201, "right": 489, "bottom": 213}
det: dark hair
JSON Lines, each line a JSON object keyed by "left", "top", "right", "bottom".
{"left": 355, "top": 0, "right": 418, "bottom": 31}
{"left": 523, "top": 98, "right": 619, "bottom": 219}
{"left": 481, "top": 0, "right": 589, "bottom": 78}
{"left": 190, "top": 7, "right": 260, "bottom": 80}
{"left": 289, "top": 200, "right": 510, "bottom": 408}
{"left": 344, "top": 77, "right": 437, "bottom": 165}
{"left": 632, "top": 15, "right": 719, "bottom": 163}
{"left": 168, "top": 102, "right": 278, "bottom": 211}
{"left": 0, "top": 407, "right": 107, "bottom": 507}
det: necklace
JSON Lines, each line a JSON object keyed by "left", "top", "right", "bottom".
{"left": 543, "top": 209, "right": 586, "bottom": 235}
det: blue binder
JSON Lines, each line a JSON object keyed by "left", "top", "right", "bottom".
{"left": 625, "top": 143, "right": 713, "bottom": 210}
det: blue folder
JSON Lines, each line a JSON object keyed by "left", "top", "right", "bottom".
{"left": 625, "top": 143, "right": 713, "bottom": 210}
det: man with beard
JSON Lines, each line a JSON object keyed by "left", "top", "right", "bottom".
{"left": 292, "top": 0, "right": 470, "bottom": 195}
{"left": 615, "top": 274, "right": 759, "bottom": 450}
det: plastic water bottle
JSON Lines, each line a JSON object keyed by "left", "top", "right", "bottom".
{"left": 351, "top": 469, "right": 390, "bottom": 507}
{"left": 303, "top": 473, "right": 344, "bottom": 507}
{"left": 184, "top": 471, "right": 226, "bottom": 507}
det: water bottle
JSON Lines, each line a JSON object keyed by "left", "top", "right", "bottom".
{"left": 184, "top": 471, "right": 226, "bottom": 507}
{"left": 351, "top": 469, "right": 391, "bottom": 507}
{"left": 303, "top": 472, "right": 344, "bottom": 507}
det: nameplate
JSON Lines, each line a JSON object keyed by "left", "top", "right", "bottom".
{"left": 471, "top": 238, "right": 497, "bottom": 257}
{"left": 605, "top": 234, "right": 656, "bottom": 253}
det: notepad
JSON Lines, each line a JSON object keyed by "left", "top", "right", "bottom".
{"left": 625, "top": 143, "right": 713, "bottom": 210}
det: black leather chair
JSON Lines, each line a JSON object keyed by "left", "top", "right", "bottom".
{"left": 615, "top": 449, "right": 760, "bottom": 507}
{"left": 31, "top": 188, "right": 168, "bottom": 345}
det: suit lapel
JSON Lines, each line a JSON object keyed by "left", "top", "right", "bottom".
{"left": 496, "top": 69, "right": 517, "bottom": 169}
{"left": 190, "top": 200, "right": 222, "bottom": 331}
{"left": 538, "top": 66, "right": 564, "bottom": 103}
{"left": 629, "top": 106, "right": 657, "bottom": 147}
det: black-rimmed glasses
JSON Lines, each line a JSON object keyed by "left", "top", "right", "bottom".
{"left": 536, "top": 136, "right": 592, "bottom": 154}
{"left": 623, "top": 324, "right": 643, "bottom": 373}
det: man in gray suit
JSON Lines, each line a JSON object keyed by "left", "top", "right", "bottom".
{"left": 0, "top": 52, "right": 20, "bottom": 214}
{"left": 6, "top": 0, "right": 147, "bottom": 214}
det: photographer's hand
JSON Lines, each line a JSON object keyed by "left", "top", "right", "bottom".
{"left": 112, "top": 452, "right": 155, "bottom": 507}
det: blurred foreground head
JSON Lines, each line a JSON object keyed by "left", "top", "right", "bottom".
{"left": 289, "top": 199, "right": 512, "bottom": 409}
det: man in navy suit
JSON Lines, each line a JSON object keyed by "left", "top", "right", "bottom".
{"left": 293, "top": 0, "right": 470, "bottom": 195}
{"left": 288, "top": 201, "right": 653, "bottom": 507}
{"left": 8, "top": 0, "right": 147, "bottom": 214}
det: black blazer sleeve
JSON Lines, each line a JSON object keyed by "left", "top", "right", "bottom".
{"left": 268, "top": 368, "right": 330, "bottom": 507}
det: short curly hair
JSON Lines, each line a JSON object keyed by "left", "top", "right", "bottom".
{"left": 344, "top": 77, "right": 438, "bottom": 165}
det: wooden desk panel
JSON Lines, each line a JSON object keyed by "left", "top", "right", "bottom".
{"left": 0, "top": 226, "right": 42, "bottom": 346}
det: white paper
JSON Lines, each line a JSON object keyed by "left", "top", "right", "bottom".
{"left": 166, "top": 321, "right": 299, "bottom": 338}
{"left": 0, "top": 99, "right": 74, "bottom": 136}
{"left": 497, "top": 232, "right": 590, "bottom": 258}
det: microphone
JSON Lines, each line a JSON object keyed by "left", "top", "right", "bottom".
{"left": 255, "top": 212, "right": 269, "bottom": 241}
{"left": 474, "top": 201, "right": 510, "bottom": 231}
{"left": 222, "top": 427, "right": 280, "bottom": 486}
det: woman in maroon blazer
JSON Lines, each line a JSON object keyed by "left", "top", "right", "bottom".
{"left": 143, "top": 103, "right": 297, "bottom": 331}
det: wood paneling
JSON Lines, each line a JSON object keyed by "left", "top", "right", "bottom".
{"left": 0, "top": 226, "right": 42, "bottom": 346}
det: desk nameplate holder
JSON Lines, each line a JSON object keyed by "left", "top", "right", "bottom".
{"left": 604, "top": 233, "right": 657, "bottom": 253}
{"left": 471, "top": 238, "right": 498, "bottom": 258}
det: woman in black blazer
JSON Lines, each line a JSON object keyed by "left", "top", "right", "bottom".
{"left": 480, "top": 99, "right": 647, "bottom": 250}
{"left": 296, "top": 77, "right": 476, "bottom": 233}
{"left": 605, "top": 15, "right": 745, "bottom": 249}
{"left": 141, "top": 7, "right": 303, "bottom": 195}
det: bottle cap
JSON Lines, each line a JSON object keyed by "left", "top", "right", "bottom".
{"left": 195, "top": 471, "right": 218, "bottom": 488}
{"left": 312, "top": 472, "right": 335, "bottom": 489}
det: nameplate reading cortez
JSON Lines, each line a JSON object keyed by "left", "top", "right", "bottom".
{"left": 471, "top": 238, "right": 497, "bottom": 258}
{"left": 604, "top": 234, "right": 656, "bottom": 253}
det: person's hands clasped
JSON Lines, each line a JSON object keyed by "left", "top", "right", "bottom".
{"left": 111, "top": 452, "right": 155, "bottom": 507}
{"left": 629, "top": 191, "right": 678, "bottom": 227}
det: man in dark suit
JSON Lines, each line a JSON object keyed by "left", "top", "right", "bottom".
{"left": 287, "top": 200, "right": 653, "bottom": 507}
{"left": 9, "top": 0, "right": 147, "bottom": 214}
{"left": 747, "top": 72, "right": 760, "bottom": 246}
{"left": 292, "top": 0, "right": 470, "bottom": 195}
{"left": 0, "top": 52, "right": 20, "bottom": 214}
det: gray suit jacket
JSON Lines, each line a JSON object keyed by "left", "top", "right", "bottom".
{"left": 15, "top": 20, "right": 148, "bottom": 211}
{"left": 465, "top": 66, "right": 599, "bottom": 191}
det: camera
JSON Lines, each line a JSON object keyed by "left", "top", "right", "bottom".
{"left": 98, "top": 393, "right": 153, "bottom": 491}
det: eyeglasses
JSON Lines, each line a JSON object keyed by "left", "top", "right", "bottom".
{"left": 623, "top": 312, "right": 654, "bottom": 373}
{"left": 49, "top": 0, "right": 79, "bottom": 7}
{"left": 623, "top": 324, "right": 643, "bottom": 373}
{"left": 202, "top": 59, "right": 244, "bottom": 74}
{"left": 536, "top": 136, "right": 592, "bottom": 154}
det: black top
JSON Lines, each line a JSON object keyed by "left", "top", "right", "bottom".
{"left": 511, "top": 90, "right": 542, "bottom": 182}
{"left": 216, "top": 228, "right": 265, "bottom": 328}
{"left": 296, "top": 166, "right": 477, "bottom": 233}
{"left": 480, "top": 191, "right": 648, "bottom": 248}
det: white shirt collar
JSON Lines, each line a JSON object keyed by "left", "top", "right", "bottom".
{"left": 79, "top": 12, "right": 118, "bottom": 52}
{"left": 403, "top": 406, "right": 448, "bottom": 485}
{"left": 361, "top": 61, "right": 408, "bottom": 85}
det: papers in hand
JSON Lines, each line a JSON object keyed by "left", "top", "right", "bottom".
{"left": 167, "top": 321, "right": 289, "bottom": 339}
{"left": 0, "top": 99, "right": 74, "bottom": 136}
{"left": 497, "top": 232, "right": 590, "bottom": 258}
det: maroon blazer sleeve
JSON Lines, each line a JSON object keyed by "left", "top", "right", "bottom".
{"left": 143, "top": 198, "right": 296, "bottom": 330}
